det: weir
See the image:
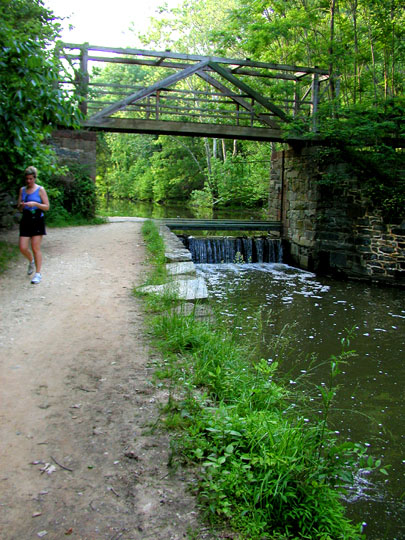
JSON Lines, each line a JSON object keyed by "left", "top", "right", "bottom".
{"left": 180, "top": 236, "right": 283, "bottom": 264}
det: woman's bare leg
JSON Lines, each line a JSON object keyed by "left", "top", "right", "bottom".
{"left": 31, "top": 235, "right": 43, "bottom": 273}
{"left": 19, "top": 236, "right": 33, "bottom": 262}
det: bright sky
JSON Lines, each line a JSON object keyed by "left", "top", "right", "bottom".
{"left": 44, "top": 0, "right": 181, "bottom": 48}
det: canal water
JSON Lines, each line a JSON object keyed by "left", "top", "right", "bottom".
{"left": 197, "top": 262, "right": 405, "bottom": 540}
{"left": 100, "top": 200, "right": 404, "bottom": 537}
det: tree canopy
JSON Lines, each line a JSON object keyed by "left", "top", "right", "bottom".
{"left": 0, "top": 0, "right": 82, "bottom": 193}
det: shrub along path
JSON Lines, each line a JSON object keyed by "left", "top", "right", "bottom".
{"left": 0, "top": 222, "right": 213, "bottom": 540}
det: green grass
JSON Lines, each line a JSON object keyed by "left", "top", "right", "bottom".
{"left": 138, "top": 220, "right": 376, "bottom": 540}
{"left": 136, "top": 220, "right": 169, "bottom": 292}
{"left": 0, "top": 240, "right": 19, "bottom": 274}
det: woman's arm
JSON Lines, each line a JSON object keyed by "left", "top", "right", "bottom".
{"left": 39, "top": 187, "right": 50, "bottom": 211}
{"left": 17, "top": 187, "right": 24, "bottom": 211}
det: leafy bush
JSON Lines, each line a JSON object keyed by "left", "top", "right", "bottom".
{"left": 45, "top": 163, "right": 97, "bottom": 224}
{"left": 312, "top": 99, "right": 405, "bottom": 218}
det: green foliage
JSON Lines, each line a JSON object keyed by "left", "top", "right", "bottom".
{"left": 0, "top": 188, "right": 18, "bottom": 229}
{"left": 207, "top": 155, "right": 269, "bottom": 207}
{"left": 0, "top": 241, "right": 19, "bottom": 274}
{"left": 0, "top": 0, "right": 82, "bottom": 195}
{"left": 97, "top": 133, "right": 206, "bottom": 204}
{"left": 213, "top": 0, "right": 404, "bottom": 105}
{"left": 311, "top": 100, "right": 405, "bottom": 217}
{"left": 138, "top": 221, "right": 385, "bottom": 539}
{"left": 41, "top": 163, "right": 97, "bottom": 225}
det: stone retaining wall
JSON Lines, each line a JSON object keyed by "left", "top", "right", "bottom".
{"left": 49, "top": 130, "right": 97, "bottom": 180}
{"left": 271, "top": 146, "right": 405, "bottom": 286}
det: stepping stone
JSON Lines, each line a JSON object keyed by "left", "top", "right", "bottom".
{"left": 166, "top": 262, "right": 196, "bottom": 276}
{"left": 139, "top": 278, "right": 208, "bottom": 301}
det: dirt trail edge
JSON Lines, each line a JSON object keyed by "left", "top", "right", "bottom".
{"left": 0, "top": 223, "right": 209, "bottom": 540}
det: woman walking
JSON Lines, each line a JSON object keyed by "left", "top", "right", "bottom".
{"left": 17, "top": 166, "right": 50, "bottom": 284}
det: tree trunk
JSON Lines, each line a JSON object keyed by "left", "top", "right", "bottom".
{"left": 328, "top": 0, "right": 337, "bottom": 107}
{"left": 204, "top": 138, "right": 212, "bottom": 175}
{"left": 350, "top": 0, "right": 359, "bottom": 104}
{"left": 232, "top": 139, "right": 238, "bottom": 156}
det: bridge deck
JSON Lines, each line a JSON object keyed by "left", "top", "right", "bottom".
{"left": 159, "top": 218, "right": 282, "bottom": 232}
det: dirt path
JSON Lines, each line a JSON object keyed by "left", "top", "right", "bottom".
{"left": 0, "top": 222, "right": 207, "bottom": 540}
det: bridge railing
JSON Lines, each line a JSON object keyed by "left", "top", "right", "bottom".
{"left": 57, "top": 43, "right": 334, "bottom": 136}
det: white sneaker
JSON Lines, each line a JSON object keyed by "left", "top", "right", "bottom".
{"left": 27, "top": 259, "right": 35, "bottom": 275}
{"left": 31, "top": 272, "right": 42, "bottom": 284}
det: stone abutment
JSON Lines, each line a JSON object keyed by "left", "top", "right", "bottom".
{"left": 270, "top": 146, "right": 404, "bottom": 286}
{"left": 49, "top": 130, "right": 97, "bottom": 180}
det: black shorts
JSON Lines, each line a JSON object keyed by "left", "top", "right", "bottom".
{"left": 19, "top": 211, "right": 47, "bottom": 237}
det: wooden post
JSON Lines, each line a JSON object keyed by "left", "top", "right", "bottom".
{"left": 156, "top": 90, "right": 160, "bottom": 120}
{"left": 146, "top": 96, "right": 150, "bottom": 119}
{"left": 311, "top": 71, "right": 320, "bottom": 132}
{"left": 78, "top": 44, "right": 89, "bottom": 116}
{"left": 293, "top": 80, "right": 300, "bottom": 117}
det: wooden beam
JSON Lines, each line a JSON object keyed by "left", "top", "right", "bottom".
{"left": 88, "top": 59, "right": 210, "bottom": 122}
{"left": 63, "top": 53, "right": 299, "bottom": 80}
{"left": 208, "top": 62, "right": 290, "bottom": 123}
{"left": 60, "top": 43, "right": 329, "bottom": 75}
{"left": 81, "top": 117, "right": 307, "bottom": 142}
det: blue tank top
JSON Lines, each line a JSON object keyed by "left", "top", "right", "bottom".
{"left": 22, "top": 186, "right": 44, "bottom": 216}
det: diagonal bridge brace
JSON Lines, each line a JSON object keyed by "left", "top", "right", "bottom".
{"left": 208, "top": 61, "right": 290, "bottom": 124}
{"left": 197, "top": 70, "right": 281, "bottom": 129}
{"left": 88, "top": 59, "right": 210, "bottom": 123}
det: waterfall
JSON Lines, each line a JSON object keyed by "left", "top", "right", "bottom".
{"left": 181, "top": 236, "right": 283, "bottom": 264}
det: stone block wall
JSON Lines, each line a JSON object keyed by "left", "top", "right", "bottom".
{"left": 49, "top": 130, "right": 97, "bottom": 180}
{"left": 271, "top": 146, "right": 405, "bottom": 286}
{"left": 267, "top": 151, "right": 283, "bottom": 221}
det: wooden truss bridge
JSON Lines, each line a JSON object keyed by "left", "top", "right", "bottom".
{"left": 58, "top": 43, "right": 332, "bottom": 142}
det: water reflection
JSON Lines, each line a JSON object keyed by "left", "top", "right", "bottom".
{"left": 197, "top": 262, "right": 405, "bottom": 539}
{"left": 97, "top": 198, "right": 266, "bottom": 220}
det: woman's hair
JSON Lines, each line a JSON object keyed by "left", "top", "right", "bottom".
{"left": 24, "top": 166, "right": 38, "bottom": 178}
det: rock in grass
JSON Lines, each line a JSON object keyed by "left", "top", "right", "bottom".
{"left": 166, "top": 262, "right": 196, "bottom": 276}
{"left": 140, "top": 278, "right": 208, "bottom": 301}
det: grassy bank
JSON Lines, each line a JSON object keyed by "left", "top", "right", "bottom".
{"left": 138, "top": 220, "right": 383, "bottom": 540}
{"left": 0, "top": 240, "right": 19, "bottom": 274}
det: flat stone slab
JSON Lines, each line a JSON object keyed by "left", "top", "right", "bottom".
{"left": 158, "top": 224, "right": 193, "bottom": 263}
{"left": 140, "top": 278, "right": 208, "bottom": 301}
{"left": 166, "top": 262, "right": 196, "bottom": 276}
{"left": 165, "top": 250, "right": 192, "bottom": 263}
